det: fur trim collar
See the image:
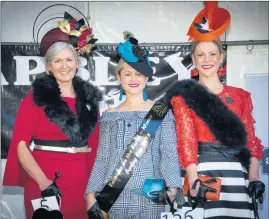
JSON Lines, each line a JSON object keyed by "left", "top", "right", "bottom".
{"left": 32, "top": 75, "right": 103, "bottom": 145}
{"left": 165, "top": 79, "right": 247, "bottom": 147}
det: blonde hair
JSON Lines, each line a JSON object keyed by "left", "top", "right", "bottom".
{"left": 192, "top": 38, "right": 226, "bottom": 60}
{"left": 115, "top": 58, "right": 126, "bottom": 75}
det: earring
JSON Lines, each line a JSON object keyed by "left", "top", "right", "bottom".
{"left": 217, "top": 66, "right": 226, "bottom": 76}
{"left": 48, "top": 70, "right": 54, "bottom": 77}
{"left": 119, "top": 84, "right": 125, "bottom": 101}
{"left": 191, "top": 68, "right": 199, "bottom": 76}
{"left": 75, "top": 68, "right": 78, "bottom": 74}
{"left": 143, "top": 87, "right": 148, "bottom": 101}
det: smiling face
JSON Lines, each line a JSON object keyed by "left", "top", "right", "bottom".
{"left": 192, "top": 41, "right": 224, "bottom": 78}
{"left": 47, "top": 47, "right": 79, "bottom": 83}
{"left": 117, "top": 61, "right": 148, "bottom": 97}
{"left": 45, "top": 42, "right": 80, "bottom": 85}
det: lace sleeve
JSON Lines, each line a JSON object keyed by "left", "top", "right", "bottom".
{"left": 238, "top": 89, "right": 264, "bottom": 159}
{"left": 171, "top": 96, "right": 198, "bottom": 168}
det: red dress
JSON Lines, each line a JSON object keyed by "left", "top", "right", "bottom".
{"left": 3, "top": 92, "right": 100, "bottom": 219}
{"left": 171, "top": 85, "right": 263, "bottom": 168}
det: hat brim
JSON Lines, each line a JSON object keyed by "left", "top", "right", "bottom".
{"left": 187, "top": 8, "right": 231, "bottom": 41}
{"left": 125, "top": 61, "right": 153, "bottom": 79}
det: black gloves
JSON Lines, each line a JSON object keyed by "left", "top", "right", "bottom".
{"left": 33, "top": 173, "right": 63, "bottom": 219}
{"left": 248, "top": 181, "right": 265, "bottom": 219}
{"left": 248, "top": 181, "right": 265, "bottom": 203}
{"left": 187, "top": 179, "right": 216, "bottom": 209}
{"left": 87, "top": 201, "right": 105, "bottom": 219}
{"left": 148, "top": 190, "right": 167, "bottom": 204}
{"left": 41, "top": 172, "right": 62, "bottom": 205}
{"left": 149, "top": 189, "right": 185, "bottom": 205}
{"left": 149, "top": 189, "right": 185, "bottom": 214}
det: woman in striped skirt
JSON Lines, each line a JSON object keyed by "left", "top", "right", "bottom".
{"left": 165, "top": 2, "right": 265, "bottom": 218}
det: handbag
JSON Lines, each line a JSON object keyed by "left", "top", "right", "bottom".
{"left": 183, "top": 175, "right": 221, "bottom": 201}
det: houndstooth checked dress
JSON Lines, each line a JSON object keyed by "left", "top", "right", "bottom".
{"left": 86, "top": 110, "right": 182, "bottom": 219}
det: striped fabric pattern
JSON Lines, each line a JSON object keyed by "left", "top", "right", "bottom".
{"left": 180, "top": 154, "right": 254, "bottom": 219}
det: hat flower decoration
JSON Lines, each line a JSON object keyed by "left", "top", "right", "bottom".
{"left": 33, "top": 4, "right": 98, "bottom": 56}
{"left": 57, "top": 12, "right": 98, "bottom": 55}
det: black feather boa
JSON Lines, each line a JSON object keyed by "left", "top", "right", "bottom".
{"left": 164, "top": 79, "right": 250, "bottom": 170}
{"left": 32, "top": 75, "right": 103, "bottom": 145}
{"left": 165, "top": 79, "right": 247, "bottom": 148}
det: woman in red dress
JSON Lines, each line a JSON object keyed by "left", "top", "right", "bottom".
{"left": 2, "top": 12, "right": 102, "bottom": 219}
{"left": 166, "top": 2, "right": 265, "bottom": 218}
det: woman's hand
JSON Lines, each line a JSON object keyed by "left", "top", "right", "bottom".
{"left": 85, "top": 193, "right": 106, "bottom": 219}
{"left": 85, "top": 193, "right": 97, "bottom": 211}
{"left": 167, "top": 188, "right": 185, "bottom": 207}
{"left": 189, "top": 179, "right": 201, "bottom": 197}
{"left": 186, "top": 163, "right": 199, "bottom": 197}
{"left": 39, "top": 178, "right": 53, "bottom": 191}
{"left": 40, "top": 173, "right": 62, "bottom": 204}
{"left": 166, "top": 187, "right": 179, "bottom": 202}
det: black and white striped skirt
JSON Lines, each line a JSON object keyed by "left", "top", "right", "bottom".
{"left": 181, "top": 147, "right": 254, "bottom": 219}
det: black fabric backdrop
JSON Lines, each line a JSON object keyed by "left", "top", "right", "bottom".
{"left": 1, "top": 43, "right": 227, "bottom": 158}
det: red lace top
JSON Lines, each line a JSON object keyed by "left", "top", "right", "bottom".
{"left": 171, "top": 85, "right": 264, "bottom": 168}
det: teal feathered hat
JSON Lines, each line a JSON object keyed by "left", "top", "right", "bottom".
{"left": 117, "top": 31, "right": 153, "bottom": 79}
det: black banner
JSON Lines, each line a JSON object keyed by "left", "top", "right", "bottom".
{"left": 1, "top": 43, "right": 227, "bottom": 158}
